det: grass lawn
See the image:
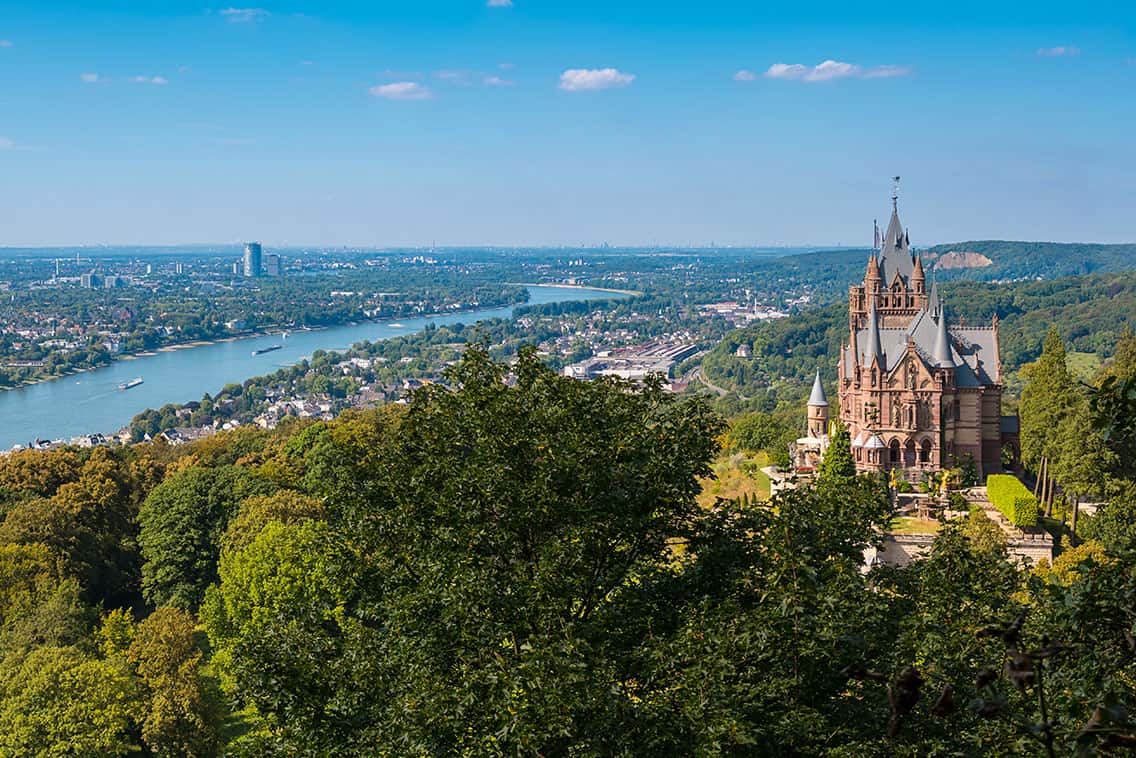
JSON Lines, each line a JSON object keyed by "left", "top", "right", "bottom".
{"left": 1066, "top": 351, "right": 1103, "bottom": 382}
{"left": 698, "top": 451, "right": 771, "bottom": 508}
{"left": 889, "top": 516, "right": 942, "bottom": 535}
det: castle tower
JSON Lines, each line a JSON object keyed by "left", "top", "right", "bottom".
{"left": 834, "top": 180, "right": 1014, "bottom": 481}
{"left": 807, "top": 369, "right": 829, "bottom": 439}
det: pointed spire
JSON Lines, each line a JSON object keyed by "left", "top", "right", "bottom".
{"left": 809, "top": 369, "right": 829, "bottom": 407}
{"left": 879, "top": 178, "right": 914, "bottom": 284}
{"left": 912, "top": 255, "right": 925, "bottom": 281}
{"left": 927, "top": 276, "right": 941, "bottom": 316}
{"left": 866, "top": 252, "right": 880, "bottom": 283}
{"left": 933, "top": 305, "right": 954, "bottom": 368}
{"left": 865, "top": 301, "right": 884, "bottom": 367}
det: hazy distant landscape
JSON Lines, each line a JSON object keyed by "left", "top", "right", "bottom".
{"left": 2, "top": 1, "right": 1136, "bottom": 755}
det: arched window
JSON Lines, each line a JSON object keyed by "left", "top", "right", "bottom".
{"left": 889, "top": 439, "right": 901, "bottom": 465}
{"left": 904, "top": 439, "right": 917, "bottom": 467}
{"left": 920, "top": 439, "right": 933, "bottom": 464}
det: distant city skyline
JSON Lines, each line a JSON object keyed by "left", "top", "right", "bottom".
{"left": 0, "top": 0, "right": 1133, "bottom": 246}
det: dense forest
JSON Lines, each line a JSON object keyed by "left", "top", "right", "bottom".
{"left": 925, "top": 240, "right": 1136, "bottom": 282}
{"left": 1, "top": 341, "right": 1136, "bottom": 755}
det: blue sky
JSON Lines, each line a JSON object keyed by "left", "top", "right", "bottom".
{"left": 0, "top": 0, "right": 1133, "bottom": 247}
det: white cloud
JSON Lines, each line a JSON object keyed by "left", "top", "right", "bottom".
{"left": 130, "top": 75, "right": 168, "bottom": 85}
{"left": 0, "top": 40, "right": 12, "bottom": 48}
{"left": 1037, "top": 46, "right": 1080, "bottom": 57}
{"left": 300, "top": 60, "right": 314, "bottom": 66}
{"left": 433, "top": 69, "right": 472, "bottom": 84}
{"left": 558, "top": 68, "right": 635, "bottom": 91}
{"left": 764, "top": 60, "right": 910, "bottom": 82}
{"left": 79, "top": 72, "right": 107, "bottom": 84}
{"left": 733, "top": 69, "right": 757, "bottom": 82}
{"left": 369, "top": 81, "right": 433, "bottom": 100}
{"left": 220, "top": 7, "right": 269, "bottom": 23}
{"left": 487, "top": 0, "right": 513, "bottom": 6}
{"left": 498, "top": 62, "right": 515, "bottom": 70}
{"left": 0, "top": 136, "right": 35, "bottom": 151}
{"left": 483, "top": 75, "right": 516, "bottom": 86}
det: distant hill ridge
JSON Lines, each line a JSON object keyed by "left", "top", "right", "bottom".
{"left": 922, "top": 240, "right": 1136, "bottom": 281}
{"left": 926, "top": 250, "right": 993, "bottom": 270}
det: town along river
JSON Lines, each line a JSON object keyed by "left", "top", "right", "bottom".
{"left": 0, "top": 285, "right": 628, "bottom": 448}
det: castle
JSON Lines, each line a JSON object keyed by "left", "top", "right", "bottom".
{"left": 793, "top": 186, "right": 1019, "bottom": 481}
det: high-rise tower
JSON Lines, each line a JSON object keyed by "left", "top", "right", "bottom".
{"left": 243, "top": 242, "right": 263, "bottom": 278}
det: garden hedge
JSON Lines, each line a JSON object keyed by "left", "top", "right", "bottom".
{"left": 986, "top": 474, "right": 1039, "bottom": 527}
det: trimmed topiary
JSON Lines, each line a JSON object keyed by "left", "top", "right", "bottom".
{"left": 986, "top": 474, "right": 1039, "bottom": 527}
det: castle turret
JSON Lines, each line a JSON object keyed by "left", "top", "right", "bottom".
{"left": 807, "top": 369, "right": 829, "bottom": 439}
{"left": 927, "top": 276, "right": 941, "bottom": 318}
{"left": 912, "top": 255, "right": 926, "bottom": 294}
{"left": 866, "top": 253, "right": 881, "bottom": 291}
{"left": 864, "top": 301, "right": 884, "bottom": 369}
{"left": 933, "top": 306, "right": 953, "bottom": 368}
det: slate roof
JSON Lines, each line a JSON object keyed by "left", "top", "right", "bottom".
{"left": 878, "top": 206, "right": 914, "bottom": 286}
{"left": 808, "top": 369, "right": 829, "bottom": 406}
{"left": 844, "top": 306, "right": 1000, "bottom": 387}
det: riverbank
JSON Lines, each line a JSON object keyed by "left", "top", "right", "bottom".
{"left": 506, "top": 282, "right": 643, "bottom": 297}
{"left": 0, "top": 285, "right": 626, "bottom": 448}
{"left": 0, "top": 298, "right": 530, "bottom": 394}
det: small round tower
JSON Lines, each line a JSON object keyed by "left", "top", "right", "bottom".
{"left": 807, "top": 369, "right": 829, "bottom": 439}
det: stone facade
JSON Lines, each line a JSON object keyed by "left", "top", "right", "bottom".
{"left": 831, "top": 193, "right": 1018, "bottom": 481}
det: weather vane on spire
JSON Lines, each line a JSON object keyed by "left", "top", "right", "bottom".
{"left": 891, "top": 175, "right": 901, "bottom": 210}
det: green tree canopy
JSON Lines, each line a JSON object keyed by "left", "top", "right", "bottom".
{"left": 138, "top": 465, "right": 276, "bottom": 610}
{"left": 1020, "top": 326, "right": 1074, "bottom": 471}
{"left": 0, "top": 646, "right": 144, "bottom": 757}
{"left": 817, "top": 420, "right": 856, "bottom": 487}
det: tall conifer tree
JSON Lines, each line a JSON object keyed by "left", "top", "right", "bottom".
{"left": 1020, "top": 326, "right": 1074, "bottom": 472}
{"left": 817, "top": 421, "right": 856, "bottom": 486}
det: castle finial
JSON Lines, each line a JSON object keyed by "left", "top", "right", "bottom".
{"left": 891, "top": 175, "right": 900, "bottom": 211}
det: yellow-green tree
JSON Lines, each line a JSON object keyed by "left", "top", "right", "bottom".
{"left": 0, "top": 646, "right": 144, "bottom": 756}
{"left": 128, "top": 607, "right": 221, "bottom": 758}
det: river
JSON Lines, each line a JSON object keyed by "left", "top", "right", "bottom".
{"left": 0, "top": 285, "right": 626, "bottom": 448}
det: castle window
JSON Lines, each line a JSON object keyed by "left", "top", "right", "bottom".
{"left": 889, "top": 439, "right": 901, "bottom": 465}
{"left": 920, "top": 440, "right": 933, "bottom": 464}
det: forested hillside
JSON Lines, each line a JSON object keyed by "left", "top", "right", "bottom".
{"left": 926, "top": 240, "right": 1136, "bottom": 282}
{"left": 701, "top": 270, "right": 1136, "bottom": 409}
{"left": 3, "top": 345, "right": 1136, "bottom": 754}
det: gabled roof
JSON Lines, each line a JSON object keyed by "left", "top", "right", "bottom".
{"left": 844, "top": 305, "right": 1000, "bottom": 387}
